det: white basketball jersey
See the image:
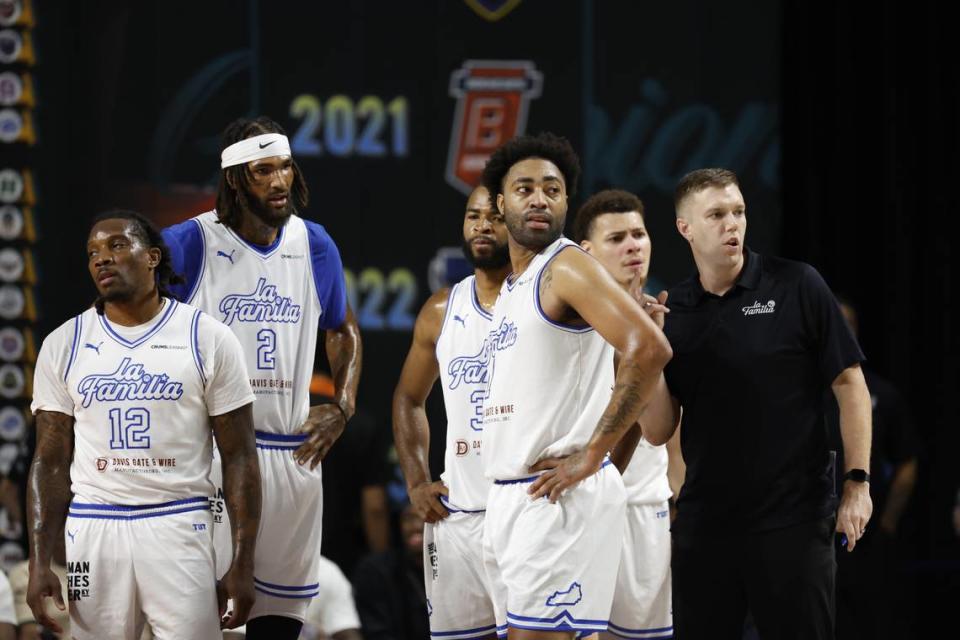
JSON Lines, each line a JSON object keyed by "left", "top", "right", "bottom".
{"left": 30, "top": 299, "right": 253, "bottom": 505}
{"left": 435, "top": 275, "right": 494, "bottom": 511}
{"left": 621, "top": 438, "right": 671, "bottom": 505}
{"left": 164, "top": 211, "right": 347, "bottom": 435}
{"left": 482, "top": 238, "right": 615, "bottom": 480}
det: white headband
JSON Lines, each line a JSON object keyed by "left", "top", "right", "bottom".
{"left": 220, "top": 133, "right": 292, "bottom": 168}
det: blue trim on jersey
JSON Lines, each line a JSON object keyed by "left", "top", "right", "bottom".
{"left": 435, "top": 281, "right": 460, "bottom": 352}
{"left": 255, "top": 430, "right": 306, "bottom": 451}
{"left": 533, "top": 244, "right": 594, "bottom": 334}
{"left": 471, "top": 279, "right": 493, "bottom": 320}
{"left": 305, "top": 219, "right": 348, "bottom": 330}
{"left": 190, "top": 309, "right": 206, "bottom": 384}
{"left": 506, "top": 610, "right": 608, "bottom": 628}
{"left": 253, "top": 577, "right": 319, "bottom": 591}
{"left": 607, "top": 622, "right": 674, "bottom": 639}
{"left": 494, "top": 459, "right": 612, "bottom": 485}
{"left": 254, "top": 585, "right": 319, "bottom": 599}
{"left": 67, "top": 500, "right": 209, "bottom": 521}
{"left": 255, "top": 430, "right": 308, "bottom": 442}
{"left": 161, "top": 218, "right": 206, "bottom": 303}
{"left": 227, "top": 222, "right": 285, "bottom": 258}
{"left": 439, "top": 495, "right": 486, "bottom": 514}
{"left": 430, "top": 624, "right": 498, "bottom": 638}
{"left": 70, "top": 496, "right": 208, "bottom": 511}
{"left": 64, "top": 314, "right": 83, "bottom": 382}
{"left": 98, "top": 298, "right": 179, "bottom": 349}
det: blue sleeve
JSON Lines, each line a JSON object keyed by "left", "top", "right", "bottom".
{"left": 161, "top": 219, "right": 205, "bottom": 303}
{"left": 305, "top": 221, "right": 348, "bottom": 330}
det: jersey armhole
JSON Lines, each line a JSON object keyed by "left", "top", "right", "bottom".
{"left": 63, "top": 314, "right": 84, "bottom": 382}
{"left": 435, "top": 281, "right": 459, "bottom": 351}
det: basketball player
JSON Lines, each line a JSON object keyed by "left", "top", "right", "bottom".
{"left": 478, "top": 133, "right": 672, "bottom": 639}
{"left": 162, "top": 117, "right": 361, "bottom": 639}
{"left": 573, "top": 189, "right": 675, "bottom": 640}
{"left": 393, "top": 186, "right": 510, "bottom": 640}
{"left": 27, "top": 211, "right": 260, "bottom": 639}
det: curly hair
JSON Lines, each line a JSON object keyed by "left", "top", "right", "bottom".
{"left": 481, "top": 132, "right": 581, "bottom": 207}
{"left": 88, "top": 210, "right": 185, "bottom": 314}
{"left": 673, "top": 168, "right": 739, "bottom": 212}
{"left": 573, "top": 189, "right": 645, "bottom": 243}
{"left": 215, "top": 116, "right": 309, "bottom": 228}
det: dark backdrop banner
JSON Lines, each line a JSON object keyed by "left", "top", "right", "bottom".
{"left": 30, "top": 0, "right": 780, "bottom": 447}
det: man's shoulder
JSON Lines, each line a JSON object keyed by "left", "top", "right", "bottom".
{"left": 757, "top": 252, "right": 819, "bottom": 286}
{"left": 666, "top": 274, "right": 701, "bottom": 307}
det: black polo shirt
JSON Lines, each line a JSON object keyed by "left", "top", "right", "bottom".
{"left": 664, "top": 248, "right": 864, "bottom": 540}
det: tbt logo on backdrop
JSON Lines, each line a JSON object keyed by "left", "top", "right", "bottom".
{"left": 445, "top": 60, "right": 543, "bottom": 196}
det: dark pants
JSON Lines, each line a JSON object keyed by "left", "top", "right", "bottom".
{"left": 672, "top": 517, "right": 836, "bottom": 640}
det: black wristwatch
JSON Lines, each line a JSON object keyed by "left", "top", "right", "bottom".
{"left": 843, "top": 468, "right": 870, "bottom": 483}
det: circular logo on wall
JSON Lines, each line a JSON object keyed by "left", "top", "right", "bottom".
{"left": 0, "top": 1, "right": 21, "bottom": 27}
{"left": 0, "top": 285, "right": 24, "bottom": 319}
{"left": 0, "top": 363, "right": 24, "bottom": 398}
{"left": 0, "top": 406, "right": 24, "bottom": 440}
{"left": 0, "top": 248, "right": 23, "bottom": 282}
{"left": 0, "top": 205, "right": 22, "bottom": 239}
{"left": 0, "top": 72, "right": 21, "bottom": 106}
{"left": 0, "top": 108, "right": 22, "bottom": 143}
{"left": 0, "top": 169, "right": 23, "bottom": 203}
{"left": 0, "top": 327, "right": 23, "bottom": 361}
{"left": 0, "top": 29, "right": 21, "bottom": 64}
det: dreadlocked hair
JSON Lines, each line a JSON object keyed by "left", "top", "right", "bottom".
{"left": 215, "top": 116, "right": 309, "bottom": 229}
{"left": 89, "top": 209, "right": 185, "bottom": 315}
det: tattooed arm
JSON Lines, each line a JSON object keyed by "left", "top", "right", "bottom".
{"left": 26, "top": 410, "right": 74, "bottom": 634}
{"left": 211, "top": 403, "right": 260, "bottom": 629}
{"left": 296, "top": 306, "right": 363, "bottom": 469}
{"left": 530, "top": 248, "right": 672, "bottom": 501}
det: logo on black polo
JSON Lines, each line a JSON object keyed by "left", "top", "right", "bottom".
{"left": 742, "top": 300, "right": 776, "bottom": 316}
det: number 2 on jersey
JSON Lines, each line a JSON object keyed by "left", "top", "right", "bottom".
{"left": 257, "top": 329, "right": 277, "bottom": 370}
{"left": 109, "top": 407, "right": 151, "bottom": 450}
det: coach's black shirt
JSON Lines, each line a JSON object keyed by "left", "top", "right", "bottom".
{"left": 664, "top": 248, "right": 864, "bottom": 540}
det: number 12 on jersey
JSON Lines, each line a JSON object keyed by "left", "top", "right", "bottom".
{"left": 109, "top": 407, "right": 151, "bottom": 450}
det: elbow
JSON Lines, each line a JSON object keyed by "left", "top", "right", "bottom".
{"left": 640, "top": 332, "right": 673, "bottom": 371}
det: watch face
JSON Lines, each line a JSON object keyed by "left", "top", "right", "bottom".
{"left": 846, "top": 469, "right": 869, "bottom": 482}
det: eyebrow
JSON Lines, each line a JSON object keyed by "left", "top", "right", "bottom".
{"left": 511, "top": 175, "right": 562, "bottom": 185}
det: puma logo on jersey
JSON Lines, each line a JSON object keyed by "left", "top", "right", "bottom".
{"left": 84, "top": 341, "right": 103, "bottom": 354}
{"left": 453, "top": 314, "right": 468, "bottom": 327}
{"left": 216, "top": 249, "right": 236, "bottom": 264}
{"left": 67, "top": 529, "right": 77, "bottom": 543}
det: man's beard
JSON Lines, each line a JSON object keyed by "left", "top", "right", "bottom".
{"left": 462, "top": 238, "right": 510, "bottom": 270}
{"left": 505, "top": 209, "right": 564, "bottom": 251}
{"left": 240, "top": 188, "right": 294, "bottom": 228}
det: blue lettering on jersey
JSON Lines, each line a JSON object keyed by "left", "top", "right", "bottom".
{"left": 218, "top": 277, "right": 303, "bottom": 326}
{"left": 446, "top": 338, "right": 492, "bottom": 390}
{"left": 76, "top": 357, "right": 184, "bottom": 408}
{"left": 489, "top": 318, "right": 518, "bottom": 351}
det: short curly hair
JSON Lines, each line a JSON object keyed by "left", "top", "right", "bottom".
{"left": 573, "top": 189, "right": 645, "bottom": 243}
{"left": 481, "top": 132, "right": 581, "bottom": 207}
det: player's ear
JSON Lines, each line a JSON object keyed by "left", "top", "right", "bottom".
{"left": 580, "top": 239, "right": 593, "bottom": 254}
{"left": 146, "top": 247, "right": 161, "bottom": 269}
{"left": 676, "top": 216, "right": 692, "bottom": 241}
{"left": 496, "top": 193, "right": 505, "bottom": 215}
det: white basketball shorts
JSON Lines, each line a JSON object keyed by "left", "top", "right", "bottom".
{"left": 424, "top": 502, "right": 497, "bottom": 639}
{"left": 605, "top": 500, "right": 673, "bottom": 640}
{"left": 482, "top": 461, "right": 626, "bottom": 637}
{"left": 210, "top": 430, "right": 323, "bottom": 622}
{"left": 65, "top": 496, "right": 219, "bottom": 640}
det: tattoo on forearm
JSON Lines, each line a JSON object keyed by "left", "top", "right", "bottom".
{"left": 597, "top": 378, "right": 645, "bottom": 435}
{"left": 211, "top": 405, "right": 261, "bottom": 563}
{"left": 28, "top": 412, "right": 74, "bottom": 563}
